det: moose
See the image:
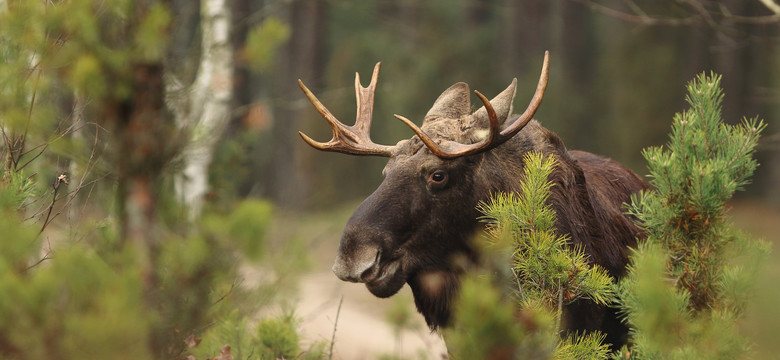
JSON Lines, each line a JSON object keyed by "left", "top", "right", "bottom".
{"left": 298, "top": 52, "right": 647, "bottom": 349}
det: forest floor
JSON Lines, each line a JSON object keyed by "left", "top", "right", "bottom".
{"left": 274, "top": 199, "right": 780, "bottom": 360}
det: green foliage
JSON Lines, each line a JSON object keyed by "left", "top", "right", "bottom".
{"left": 448, "top": 152, "right": 615, "bottom": 359}
{"left": 244, "top": 17, "right": 290, "bottom": 73}
{"left": 0, "top": 170, "right": 317, "bottom": 360}
{"left": 256, "top": 312, "right": 302, "bottom": 359}
{"left": 133, "top": 2, "right": 171, "bottom": 62}
{"left": 617, "top": 72, "right": 768, "bottom": 359}
{"left": 447, "top": 274, "right": 549, "bottom": 360}
{"left": 0, "top": 182, "right": 152, "bottom": 359}
{"left": 479, "top": 153, "right": 616, "bottom": 309}
{"left": 191, "top": 310, "right": 326, "bottom": 360}
{"left": 554, "top": 332, "right": 611, "bottom": 360}
{"left": 203, "top": 199, "right": 273, "bottom": 261}
{"left": 0, "top": 170, "right": 39, "bottom": 211}
{"left": 0, "top": 1, "right": 314, "bottom": 360}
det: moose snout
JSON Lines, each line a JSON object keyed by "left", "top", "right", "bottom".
{"left": 332, "top": 246, "right": 381, "bottom": 283}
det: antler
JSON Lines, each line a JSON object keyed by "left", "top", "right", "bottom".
{"left": 394, "top": 51, "right": 550, "bottom": 159}
{"left": 298, "top": 63, "right": 395, "bottom": 157}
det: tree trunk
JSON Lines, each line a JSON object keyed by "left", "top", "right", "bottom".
{"left": 269, "top": 0, "right": 326, "bottom": 209}
{"left": 173, "top": 0, "right": 234, "bottom": 219}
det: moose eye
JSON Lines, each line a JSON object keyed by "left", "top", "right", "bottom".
{"left": 429, "top": 170, "right": 447, "bottom": 184}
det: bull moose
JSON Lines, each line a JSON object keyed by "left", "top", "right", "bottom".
{"left": 298, "top": 52, "right": 647, "bottom": 349}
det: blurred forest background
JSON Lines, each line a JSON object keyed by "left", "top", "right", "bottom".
{"left": 1, "top": 0, "right": 780, "bottom": 359}
{"left": 237, "top": 0, "right": 780, "bottom": 210}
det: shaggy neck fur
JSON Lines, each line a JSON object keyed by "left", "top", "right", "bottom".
{"left": 408, "top": 270, "right": 462, "bottom": 329}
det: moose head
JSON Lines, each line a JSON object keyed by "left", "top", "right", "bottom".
{"left": 298, "top": 52, "right": 646, "bottom": 348}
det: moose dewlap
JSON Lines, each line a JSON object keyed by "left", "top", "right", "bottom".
{"left": 298, "top": 52, "right": 647, "bottom": 350}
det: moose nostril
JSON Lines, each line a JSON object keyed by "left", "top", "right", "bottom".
{"left": 358, "top": 250, "right": 382, "bottom": 282}
{"left": 332, "top": 247, "right": 381, "bottom": 283}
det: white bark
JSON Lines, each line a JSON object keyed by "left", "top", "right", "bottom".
{"left": 759, "top": 0, "right": 780, "bottom": 14}
{"left": 173, "top": 0, "right": 234, "bottom": 220}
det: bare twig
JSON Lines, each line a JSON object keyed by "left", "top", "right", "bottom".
{"left": 27, "top": 174, "right": 108, "bottom": 227}
{"left": 511, "top": 267, "right": 527, "bottom": 302}
{"left": 25, "top": 248, "right": 52, "bottom": 271}
{"left": 212, "top": 279, "right": 243, "bottom": 305}
{"left": 39, "top": 172, "right": 68, "bottom": 234}
{"left": 556, "top": 280, "right": 564, "bottom": 335}
{"left": 25, "top": 175, "right": 100, "bottom": 220}
{"left": 570, "top": 0, "right": 780, "bottom": 26}
{"left": 685, "top": 0, "right": 720, "bottom": 27}
{"left": 328, "top": 296, "right": 343, "bottom": 360}
{"left": 19, "top": 67, "right": 42, "bottom": 159}
{"left": 569, "top": 0, "right": 699, "bottom": 26}
{"left": 16, "top": 121, "right": 106, "bottom": 171}
{"left": 1, "top": 126, "right": 18, "bottom": 170}
{"left": 15, "top": 144, "right": 48, "bottom": 172}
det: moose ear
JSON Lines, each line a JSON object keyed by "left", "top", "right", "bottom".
{"left": 471, "top": 78, "right": 517, "bottom": 128}
{"left": 424, "top": 82, "right": 472, "bottom": 124}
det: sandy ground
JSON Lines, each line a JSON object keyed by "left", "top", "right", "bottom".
{"left": 295, "top": 272, "right": 448, "bottom": 360}
{"left": 271, "top": 206, "right": 448, "bottom": 360}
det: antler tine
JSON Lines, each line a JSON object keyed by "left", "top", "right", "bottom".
{"left": 397, "top": 51, "right": 550, "bottom": 159}
{"left": 298, "top": 80, "right": 348, "bottom": 149}
{"left": 496, "top": 50, "right": 550, "bottom": 141}
{"left": 353, "top": 62, "right": 381, "bottom": 140}
{"left": 393, "top": 114, "right": 452, "bottom": 158}
{"left": 298, "top": 62, "right": 395, "bottom": 157}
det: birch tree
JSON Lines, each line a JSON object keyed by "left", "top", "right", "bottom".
{"left": 172, "top": 0, "right": 234, "bottom": 220}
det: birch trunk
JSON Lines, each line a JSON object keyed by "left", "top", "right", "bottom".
{"left": 173, "top": 0, "right": 234, "bottom": 219}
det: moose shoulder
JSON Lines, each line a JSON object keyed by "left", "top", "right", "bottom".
{"left": 298, "top": 52, "right": 647, "bottom": 349}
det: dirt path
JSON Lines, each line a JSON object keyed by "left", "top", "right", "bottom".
{"left": 296, "top": 271, "right": 447, "bottom": 360}
{"left": 275, "top": 206, "right": 448, "bottom": 359}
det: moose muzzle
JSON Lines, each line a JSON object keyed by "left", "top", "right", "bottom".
{"left": 332, "top": 245, "right": 381, "bottom": 283}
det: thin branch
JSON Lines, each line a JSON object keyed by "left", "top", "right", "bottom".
{"left": 25, "top": 248, "right": 52, "bottom": 271}
{"left": 569, "top": 0, "right": 699, "bottom": 26}
{"left": 39, "top": 172, "right": 68, "bottom": 234}
{"left": 1, "top": 126, "right": 18, "bottom": 170}
{"left": 571, "top": 0, "right": 780, "bottom": 26}
{"left": 511, "top": 267, "right": 527, "bottom": 302}
{"left": 328, "top": 296, "right": 343, "bottom": 360}
{"left": 622, "top": 0, "right": 649, "bottom": 18}
{"left": 19, "top": 67, "right": 42, "bottom": 160}
{"left": 681, "top": 0, "right": 718, "bottom": 28}
{"left": 212, "top": 279, "right": 242, "bottom": 305}
{"left": 16, "top": 144, "right": 48, "bottom": 172}
{"left": 26, "top": 175, "right": 107, "bottom": 222}
{"left": 556, "top": 279, "right": 564, "bottom": 335}
{"left": 17, "top": 121, "right": 107, "bottom": 171}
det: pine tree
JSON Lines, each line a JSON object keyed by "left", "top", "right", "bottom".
{"left": 615, "top": 72, "right": 768, "bottom": 359}
{"left": 447, "top": 152, "right": 613, "bottom": 359}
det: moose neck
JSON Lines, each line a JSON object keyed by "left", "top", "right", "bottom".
{"left": 408, "top": 269, "right": 464, "bottom": 329}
